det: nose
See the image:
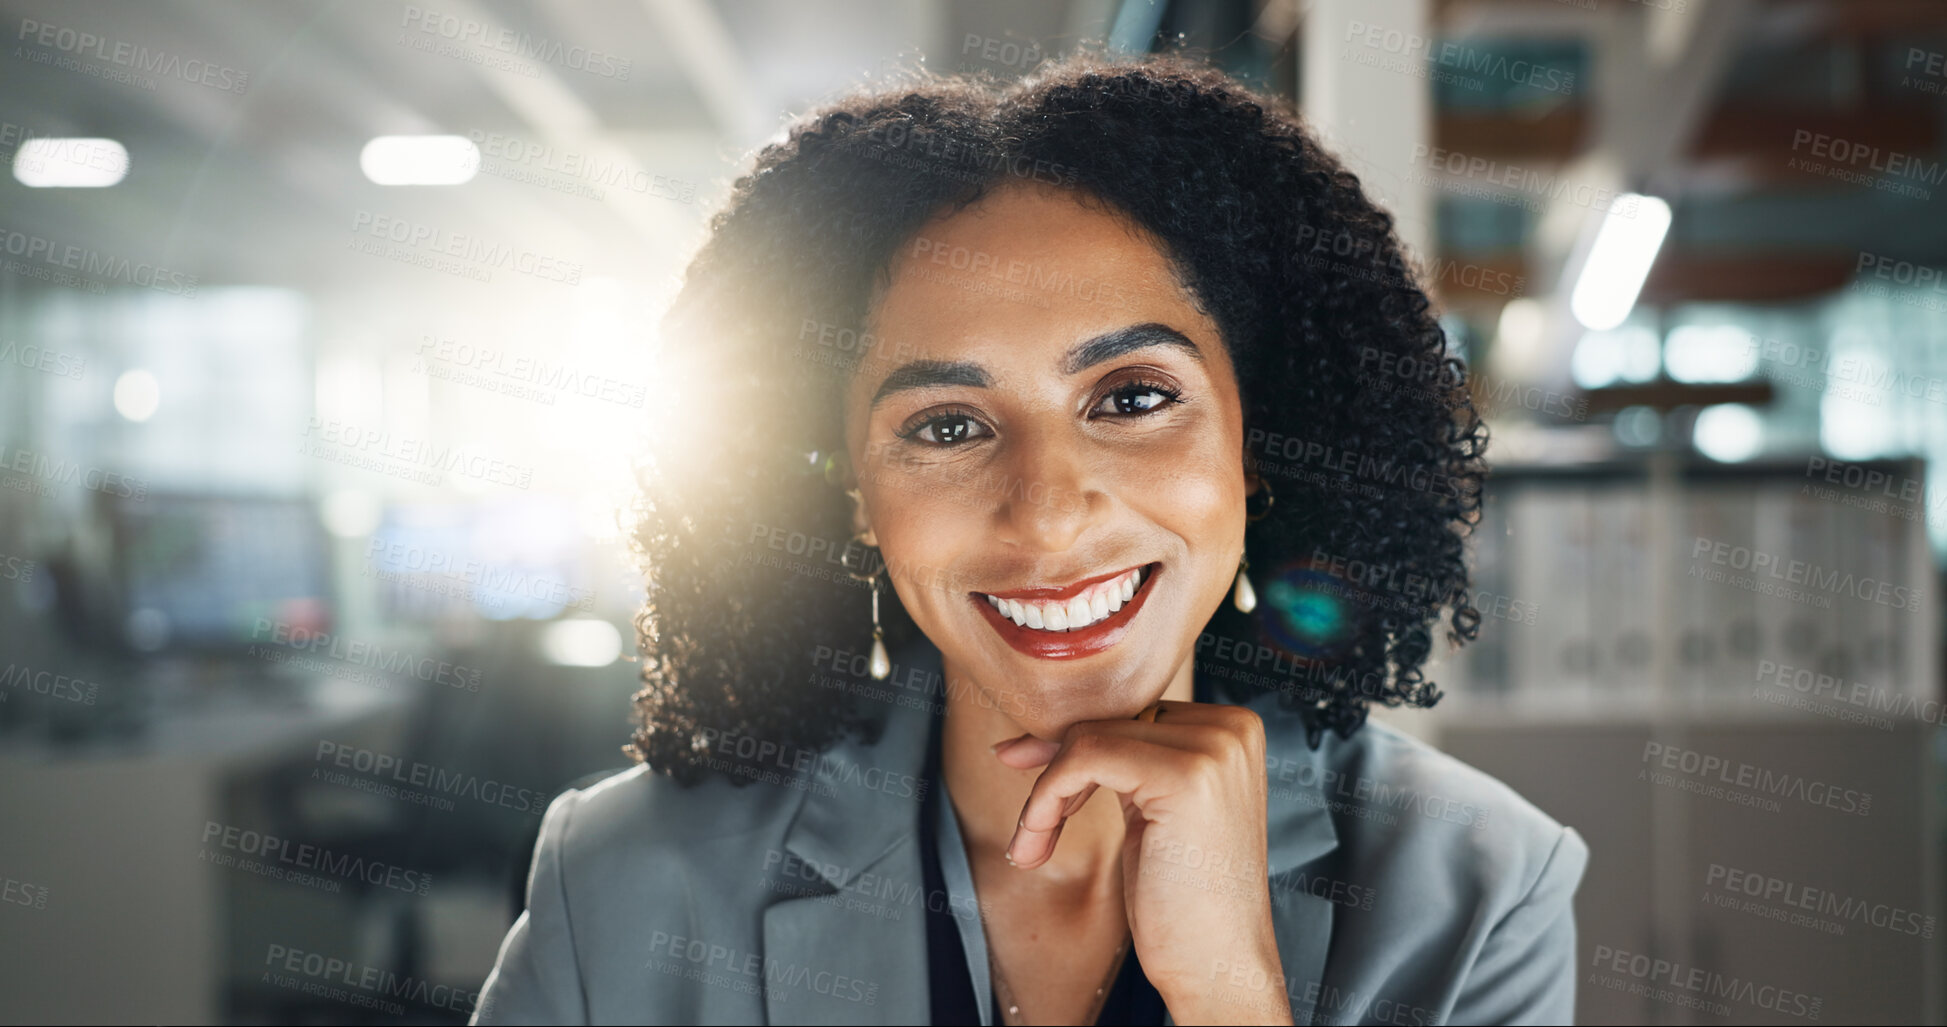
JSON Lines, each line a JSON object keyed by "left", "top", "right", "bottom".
{"left": 991, "top": 423, "right": 1106, "bottom": 553}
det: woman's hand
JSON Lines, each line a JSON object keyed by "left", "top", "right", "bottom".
{"left": 994, "top": 701, "right": 1295, "bottom": 1025}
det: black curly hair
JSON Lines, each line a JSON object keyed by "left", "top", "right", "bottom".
{"left": 624, "top": 52, "right": 1487, "bottom": 786}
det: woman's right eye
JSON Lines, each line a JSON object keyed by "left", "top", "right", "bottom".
{"left": 899, "top": 412, "right": 992, "bottom": 446}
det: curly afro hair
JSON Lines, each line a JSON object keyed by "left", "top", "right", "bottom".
{"left": 625, "top": 52, "right": 1487, "bottom": 786}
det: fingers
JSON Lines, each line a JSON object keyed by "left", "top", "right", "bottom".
{"left": 992, "top": 734, "right": 1060, "bottom": 769}
{"left": 1007, "top": 731, "right": 1169, "bottom": 868}
{"left": 995, "top": 702, "right": 1269, "bottom": 869}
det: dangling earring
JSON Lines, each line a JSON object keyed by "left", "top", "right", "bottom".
{"left": 1236, "top": 472, "right": 1274, "bottom": 613}
{"left": 1233, "top": 556, "right": 1258, "bottom": 613}
{"left": 841, "top": 534, "right": 890, "bottom": 680}
{"left": 867, "top": 574, "right": 890, "bottom": 680}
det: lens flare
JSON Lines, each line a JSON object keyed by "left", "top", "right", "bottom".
{"left": 1259, "top": 560, "right": 1359, "bottom": 659}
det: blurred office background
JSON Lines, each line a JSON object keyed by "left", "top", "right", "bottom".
{"left": 0, "top": 0, "right": 1944, "bottom": 1023}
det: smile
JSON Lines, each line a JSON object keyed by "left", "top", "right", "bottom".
{"left": 970, "top": 563, "right": 1160, "bottom": 660}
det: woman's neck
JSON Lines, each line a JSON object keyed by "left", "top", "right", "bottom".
{"left": 938, "top": 654, "right": 1197, "bottom": 888}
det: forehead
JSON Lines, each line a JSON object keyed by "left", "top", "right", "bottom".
{"left": 855, "top": 184, "right": 1212, "bottom": 382}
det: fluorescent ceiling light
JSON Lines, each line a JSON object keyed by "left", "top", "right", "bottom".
{"left": 540, "top": 619, "right": 623, "bottom": 667}
{"left": 113, "top": 369, "right": 160, "bottom": 422}
{"left": 1692, "top": 403, "right": 1763, "bottom": 463}
{"left": 1664, "top": 324, "right": 1759, "bottom": 383}
{"left": 1570, "top": 194, "right": 1672, "bottom": 331}
{"left": 359, "top": 135, "right": 478, "bottom": 186}
{"left": 13, "top": 138, "right": 128, "bottom": 187}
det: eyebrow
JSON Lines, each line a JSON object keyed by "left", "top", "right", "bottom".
{"left": 868, "top": 322, "right": 1203, "bottom": 409}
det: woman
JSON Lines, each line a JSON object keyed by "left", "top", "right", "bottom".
{"left": 475, "top": 53, "right": 1588, "bottom": 1026}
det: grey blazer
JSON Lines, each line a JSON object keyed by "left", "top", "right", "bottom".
{"left": 473, "top": 639, "right": 1589, "bottom": 1025}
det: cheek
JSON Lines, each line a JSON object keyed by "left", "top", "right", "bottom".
{"left": 1117, "top": 447, "right": 1245, "bottom": 549}
{"left": 863, "top": 482, "right": 983, "bottom": 610}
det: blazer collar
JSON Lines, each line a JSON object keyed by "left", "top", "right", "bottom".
{"left": 772, "top": 634, "right": 943, "bottom": 890}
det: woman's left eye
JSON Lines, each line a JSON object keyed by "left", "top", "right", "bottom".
{"left": 1093, "top": 383, "right": 1183, "bottom": 417}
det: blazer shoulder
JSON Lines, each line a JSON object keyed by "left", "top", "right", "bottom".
{"left": 1319, "top": 717, "right": 1585, "bottom": 905}
{"left": 546, "top": 763, "right": 813, "bottom": 879}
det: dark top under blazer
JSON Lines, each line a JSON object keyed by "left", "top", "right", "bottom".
{"left": 472, "top": 638, "right": 1590, "bottom": 1026}
{"left": 915, "top": 698, "right": 1168, "bottom": 1026}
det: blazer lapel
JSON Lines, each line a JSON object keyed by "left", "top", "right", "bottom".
{"left": 761, "top": 638, "right": 941, "bottom": 1026}
{"left": 1249, "top": 690, "right": 1342, "bottom": 1025}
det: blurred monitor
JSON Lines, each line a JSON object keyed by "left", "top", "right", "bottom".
{"left": 111, "top": 493, "right": 332, "bottom": 652}
{"left": 366, "top": 498, "right": 595, "bottom": 623}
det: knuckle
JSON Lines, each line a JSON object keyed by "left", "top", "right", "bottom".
{"left": 1185, "top": 748, "right": 1223, "bottom": 779}
{"left": 1066, "top": 731, "right": 1107, "bottom": 761}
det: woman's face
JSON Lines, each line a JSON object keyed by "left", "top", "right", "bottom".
{"left": 843, "top": 183, "right": 1249, "bottom": 737}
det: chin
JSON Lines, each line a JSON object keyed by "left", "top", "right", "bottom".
{"left": 978, "top": 648, "right": 1167, "bottom": 738}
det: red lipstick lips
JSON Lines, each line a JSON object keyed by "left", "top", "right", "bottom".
{"left": 971, "top": 562, "right": 1159, "bottom": 660}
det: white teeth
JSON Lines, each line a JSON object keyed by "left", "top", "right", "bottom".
{"left": 983, "top": 566, "right": 1150, "bottom": 634}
